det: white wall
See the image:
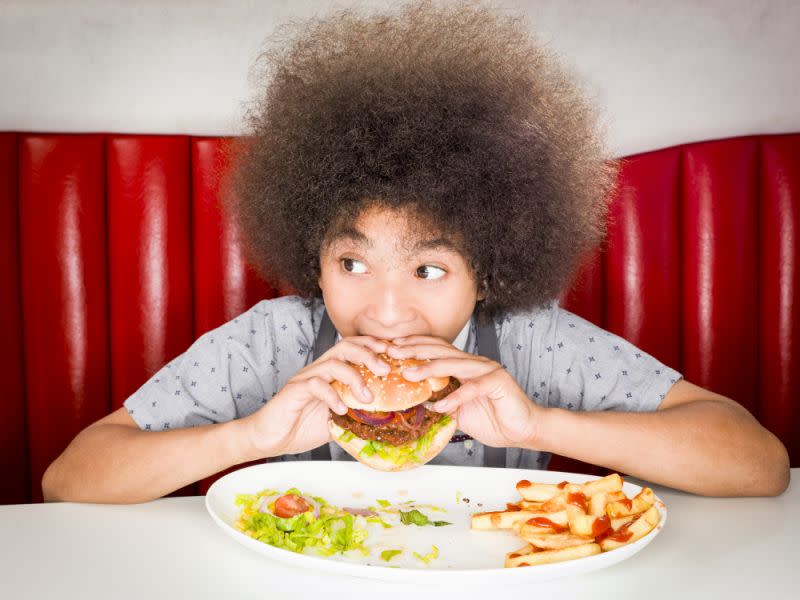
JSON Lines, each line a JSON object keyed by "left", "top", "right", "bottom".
{"left": 1, "top": 0, "right": 798, "bottom": 157}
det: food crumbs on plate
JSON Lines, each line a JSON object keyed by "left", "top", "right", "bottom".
{"left": 456, "top": 490, "right": 462, "bottom": 503}
{"left": 380, "top": 549, "right": 403, "bottom": 562}
{"left": 397, "top": 489, "right": 409, "bottom": 496}
{"left": 352, "top": 491, "right": 364, "bottom": 498}
{"left": 413, "top": 545, "right": 439, "bottom": 565}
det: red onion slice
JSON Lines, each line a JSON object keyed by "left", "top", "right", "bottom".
{"left": 348, "top": 408, "right": 396, "bottom": 426}
{"left": 412, "top": 404, "right": 425, "bottom": 427}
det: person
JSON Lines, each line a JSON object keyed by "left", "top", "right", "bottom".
{"left": 42, "top": 1, "right": 789, "bottom": 503}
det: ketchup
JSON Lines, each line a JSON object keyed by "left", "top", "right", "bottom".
{"left": 567, "top": 492, "right": 588, "bottom": 512}
{"left": 592, "top": 515, "right": 611, "bottom": 537}
{"left": 526, "top": 517, "right": 568, "bottom": 533}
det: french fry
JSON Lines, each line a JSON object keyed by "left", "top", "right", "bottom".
{"left": 478, "top": 473, "right": 662, "bottom": 568}
{"left": 589, "top": 490, "right": 626, "bottom": 516}
{"left": 567, "top": 509, "right": 611, "bottom": 537}
{"left": 606, "top": 487, "right": 655, "bottom": 518}
{"left": 512, "top": 510, "right": 569, "bottom": 535}
{"left": 506, "top": 543, "right": 602, "bottom": 567}
{"left": 504, "top": 543, "right": 535, "bottom": 567}
{"left": 610, "top": 514, "right": 637, "bottom": 530}
{"left": 518, "top": 532, "right": 595, "bottom": 549}
{"left": 599, "top": 506, "right": 660, "bottom": 551}
{"left": 470, "top": 509, "right": 541, "bottom": 530}
{"left": 516, "top": 480, "right": 566, "bottom": 502}
{"left": 564, "top": 473, "right": 624, "bottom": 498}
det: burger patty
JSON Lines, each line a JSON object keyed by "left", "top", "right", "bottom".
{"left": 428, "top": 377, "right": 460, "bottom": 402}
{"left": 332, "top": 377, "right": 461, "bottom": 446}
{"left": 331, "top": 408, "right": 443, "bottom": 446}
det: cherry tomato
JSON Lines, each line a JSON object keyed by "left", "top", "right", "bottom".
{"left": 273, "top": 494, "right": 310, "bottom": 518}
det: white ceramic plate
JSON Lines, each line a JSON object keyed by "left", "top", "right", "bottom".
{"left": 205, "top": 461, "right": 666, "bottom": 583}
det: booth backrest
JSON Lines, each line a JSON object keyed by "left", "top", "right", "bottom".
{"left": 1, "top": 132, "right": 798, "bottom": 504}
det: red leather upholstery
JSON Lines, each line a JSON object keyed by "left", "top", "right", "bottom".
{"left": 1, "top": 132, "right": 798, "bottom": 503}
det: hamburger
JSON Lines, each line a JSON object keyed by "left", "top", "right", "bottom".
{"left": 328, "top": 354, "right": 460, "bottom": 471}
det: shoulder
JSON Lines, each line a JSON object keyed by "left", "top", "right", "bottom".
{"left": 200, "top": 295, "right": 324, "bottom": 353}
{"left": 495, "top": 300, "right": 560, "bottom": 348}
{"left": 240, "top": 296, "right": 325, "bottom": 343}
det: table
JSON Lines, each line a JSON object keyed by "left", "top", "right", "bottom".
{"left": 1, "top": 470, "right": 796, "bottom": 599}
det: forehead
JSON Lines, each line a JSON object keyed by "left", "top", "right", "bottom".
{"left": 325, "top": 206, "right": 464, "bottom": 256}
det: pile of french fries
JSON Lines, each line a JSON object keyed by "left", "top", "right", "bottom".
{"left": 470, "top": 473, "right": 661, "bottom": 568}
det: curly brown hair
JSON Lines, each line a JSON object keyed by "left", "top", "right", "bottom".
{"left": 227, "top": 0, "right": 616, "bottom": 321}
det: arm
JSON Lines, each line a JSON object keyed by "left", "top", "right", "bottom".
{"left": 526, "top": 379, "right": 791, "bottom": 497}
{"left": 42, "top": 407, "right": 259, "bottom": 504}
{"left": 42, "top": 335, "right": 390, "bottom": 504}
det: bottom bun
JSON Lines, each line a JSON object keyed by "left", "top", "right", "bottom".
{"left": 328, "top": 416, "right": 458, "bottom": 472}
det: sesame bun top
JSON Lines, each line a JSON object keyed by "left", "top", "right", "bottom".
{"left": 330, "top": 354, "right": 450, "bottom": 412}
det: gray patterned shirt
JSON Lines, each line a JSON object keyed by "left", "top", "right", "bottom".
{"left": 124, "top": 295, "right": 682, "bottom": 469}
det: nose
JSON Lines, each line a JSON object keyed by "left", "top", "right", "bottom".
{"left": 364, "top": 279, "right": 416, "bottom": 331}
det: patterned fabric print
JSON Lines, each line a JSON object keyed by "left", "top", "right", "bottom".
{"left": 124, "top": 296, "right": 682, "bottom": 469}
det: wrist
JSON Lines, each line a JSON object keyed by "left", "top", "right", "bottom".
{"left": 521, "top": 406, "right": 560, "bottom": 453}
{"left": 222, "top": 416, "right": 279, "bottom": 464}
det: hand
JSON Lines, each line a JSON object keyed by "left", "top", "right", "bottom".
{"left": 241, "top": 336, "right": 391, "bottom": 458}
{"left": 386, "top": 336, "right": 541, "bottom": 449}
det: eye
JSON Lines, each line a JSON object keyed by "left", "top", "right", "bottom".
{"left": 341, "top": 258, "right": 368, "bottom": 274}
{"left": 416, "top": 265, "right": 446, "bottom": 280}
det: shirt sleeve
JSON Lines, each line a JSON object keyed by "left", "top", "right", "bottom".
{"left": 539, "top": 305, "right": 682, "bottom": 413}
{"left": 123, "top": 296, "right": 317, "bottom": 431}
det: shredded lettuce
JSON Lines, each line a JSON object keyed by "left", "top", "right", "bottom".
{"left": 352, "top": 415, "right": 452, "bottom": 466}
{"left": 398, "top": 509, "right": 451, "bottom": 527}
{"left": 413, "top": 545, "right": 439, "bottom": 564}
{"left": 380, "top": 549, "right": 403, "bottom": 562}
{"left": 234, "top": 489, "right": 369, "bottom": 557}
{"left": 337, "top": 430, "right": 355, "bottom": 443}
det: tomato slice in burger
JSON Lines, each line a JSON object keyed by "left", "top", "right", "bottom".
{"left": 273, "top": 493, "right": 310, "bottom": 518}
{"left": 346, "top": 408, "right": 396, "bottom": 425}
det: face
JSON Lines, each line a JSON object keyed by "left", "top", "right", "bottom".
{"left": 318, "top": 205, "right": 483, "bottom": 343}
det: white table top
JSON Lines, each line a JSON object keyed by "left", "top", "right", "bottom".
{"left": 1, "top": 469, "right": 797, "bottom": 600}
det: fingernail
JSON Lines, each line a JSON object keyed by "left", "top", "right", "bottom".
{"left": 433, "top": 401, "right": 449, "bottom": 412}
{"left": 337, "top": 402, "right": 348, "bottom": 415}
{"left": 362, "top": 387, "right": 373, "bottom": 401}
{"left": 402, "top": 367, "right": 421, "bottom": 380}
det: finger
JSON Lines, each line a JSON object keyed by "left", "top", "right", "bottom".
{"left": 295, "top": 359, "right": 375, "bottom": 403}
{"left": 321, "top": 339, "right": 390, "bottom": 376}
{"left": 428, "top": 379, "right": 480, "bottom": 413}
{"left": 386, "top": 342, "right": 475, "bottom": 361}
{"left": 391, "top": 335, "right": 451, "bottom": 347}
{"left": 303, "top": 376, "right": 349, "bottom": 415}
{"left": 341, "top": 335, "right": 391, "bottom": 355}
{"left": 402, "top": 357, "right": 500, "bottom": 382}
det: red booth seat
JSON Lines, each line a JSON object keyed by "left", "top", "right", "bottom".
{"left": 1, "top": 132, "right": 798, "bottom": 504}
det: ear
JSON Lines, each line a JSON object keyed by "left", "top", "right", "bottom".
{"left": 476, "top": 278, "right": 488, "bottom": 301}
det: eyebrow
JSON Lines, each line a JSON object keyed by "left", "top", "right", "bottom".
{"left": 412, "top": 237, "right": 462, "bottom": 253}
{"left": 326, "top": 227, "right": 371, "bottom": 247}
{"left": 327, "top": 229, "right": 461, "bottom": 255}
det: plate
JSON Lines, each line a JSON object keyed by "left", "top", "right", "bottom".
{"left": 205, "top": 461, "right": 666, "bottom": 583}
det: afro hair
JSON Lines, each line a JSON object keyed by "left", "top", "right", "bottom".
{"left": 227, "top": 0, "right": 617, "bottom": 320}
